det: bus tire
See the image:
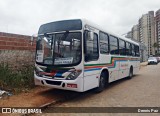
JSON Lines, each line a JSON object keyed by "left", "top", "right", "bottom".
{"left": 95, "top": 72, "right": 107, "bottom": 93}
{"left": 128, "top": 67, "right": 133, "bottom": 79}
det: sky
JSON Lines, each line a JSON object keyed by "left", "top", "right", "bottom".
{"left": 0, "top": 0, "right": 160, "bottom": 36}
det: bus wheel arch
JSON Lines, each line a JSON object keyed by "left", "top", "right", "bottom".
{"left": 101, "top": 69, "right": 109, "bottom": 84}
{"left": 95, "top": 69, "right": 109, "bottom": 93}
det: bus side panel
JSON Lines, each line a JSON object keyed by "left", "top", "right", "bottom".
{"left": 133, "top": 60, "right": 140, "bottom": 74}
{"left": 83, "top": 61, "right": 100, "bottom": 91}
{"left": 99, "top": 55, "right": 114, "bottom": 82}
{"left": 129, "top": 57, "right": 140, "bottom": 75}
{"left": 108, "top": 60, "right": 120, "bottom": 82}
{"left": 119, "top": 56, "right": 130, "bottom": 79}
{"left": 83, "top": 74, "right": 99, "bottom": 91}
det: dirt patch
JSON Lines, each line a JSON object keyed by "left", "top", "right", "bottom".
{"left": 0, "top": 86, "right": 57, "bottom": 107}
{"left": 0, "top": 86, "right": 80, "bottom": 107}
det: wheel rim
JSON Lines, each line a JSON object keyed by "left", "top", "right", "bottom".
{"left": 130, "top": 70, "right": 133, "bottom": 77}
{"left": 100, "top": 76, "right": 105, "bottom": 87}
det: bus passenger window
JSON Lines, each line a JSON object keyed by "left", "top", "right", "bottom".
{"left": 109, "top": 36, "right": 119, "bottom": 55}
{"left": 135, "top": 45, "right": 140, "bottom": 57}
{"left": 129, "top": 43, "right": 132, "bottom": 56}
{"left": 99, "top": 32, "right": 109, "bottom": 54}
{"left": 126, "top": 42, "right": 130, "bottom": 56}
{"left": 132, "top": 44, "right": 137, "bottom": 56}
{"left": 119, "top": 39, "right": 126, "bottom": 55}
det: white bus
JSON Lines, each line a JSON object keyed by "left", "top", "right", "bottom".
{"left": 34, "top": 19, "right": 140, "bottom": 92}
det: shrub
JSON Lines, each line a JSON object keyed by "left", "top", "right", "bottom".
{"left": 0, "top": 50, "right": 35, "bottom": 91}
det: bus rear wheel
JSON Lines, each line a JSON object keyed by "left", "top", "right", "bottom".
{"left": 128, "top": 67, "right": 133, "bottom": 79}
{"left": 95, "top": 72, "right": 107, "bottom": 93}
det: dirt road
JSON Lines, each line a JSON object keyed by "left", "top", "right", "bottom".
{"left": 1, "top": 63, "right": 160, "bottom": 115}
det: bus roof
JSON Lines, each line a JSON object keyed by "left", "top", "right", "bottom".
{"left": 39, "top": 19, "right": 139, "bottom": 45}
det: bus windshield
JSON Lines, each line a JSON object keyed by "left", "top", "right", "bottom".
{"left": 36, "top": 32, "right": 82, "bottom": 66}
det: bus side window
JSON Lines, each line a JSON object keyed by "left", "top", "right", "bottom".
{"left": 138, "top": 46, "right": 140, "bottom": 56}
{"left": 129, "top": 43, "right": 132, "bottom": 56}
{"left": 126, "top": 42, "right": 132, "bottom": 56}
{"left": 132, "top": 44, "right": 136, "bottom": 56}
{"left": 135, "top": 45, "right": 140, "bottom": 57}
{"left": 126, "top": 42, "right": 129, "bottom": 56}
{"left": 99, "top": 32, "right": 109, "bottom": 54}
{"left": 119, "top": 39, "right": 126, "bottom": 55}
{"left": 109, "top": 36, "right": 119, "bottom": 55}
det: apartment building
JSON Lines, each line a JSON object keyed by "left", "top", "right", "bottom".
{"left": 125, "top": 31, "right": 132, "bottom": 39}
{"left": 139, "top": 11, "right": 155, "bottom": 56}
{"left": 155, "top": 9, "right": 160, "bottom": 54}
{"left": 126, "top": 11, "right": 156, "bottom": 56}
{"left": 131, "top": 24, "right": 139, "bottom": 41}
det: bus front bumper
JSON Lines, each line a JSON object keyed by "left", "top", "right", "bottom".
{"left": 34, "top": 73, "right": 84, "bottom": 92}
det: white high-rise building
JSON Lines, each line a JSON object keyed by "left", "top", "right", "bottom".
{"left": 155, "top": 9, "right": 160, "bottom": 54}
{"left": 131, "top": 25, "right": 139, "bottom": 41}
{"left": 138, "top": 11, "right": 155, "bottom": 56}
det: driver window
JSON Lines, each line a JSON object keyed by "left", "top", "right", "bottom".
{"left": 85, "top": 31, "right": 99, "bottom": 62}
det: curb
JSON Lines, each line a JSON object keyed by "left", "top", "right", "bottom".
{"left": 39, "top": 92, "right": 81, "bottom": 111}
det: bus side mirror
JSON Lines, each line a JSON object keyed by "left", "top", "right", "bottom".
{"left": 31, "top": 36, "right": 34, "bottom": 46}
{"left": 88, "top": 31, "right": 94, "bottom": 41}
{"left": 31, "top": 34, "right": 37, "bottom": 46}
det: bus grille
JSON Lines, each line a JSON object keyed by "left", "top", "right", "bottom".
{"left": 45, "top": 80, "right": 62, "bottom": 86}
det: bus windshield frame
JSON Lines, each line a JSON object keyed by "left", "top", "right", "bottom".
{"left": 36, "top": 31, "right": 82, "bottom": 67}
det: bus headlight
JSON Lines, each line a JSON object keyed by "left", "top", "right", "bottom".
{"left": 35, "top": 67, "right": 43, "bottom": 77}
{"left": 66, "top": 70, "right": 82, "bottom": 80}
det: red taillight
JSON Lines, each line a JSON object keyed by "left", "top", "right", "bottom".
{"left": 67, "top": 84, "right": 77, "bottom": 88}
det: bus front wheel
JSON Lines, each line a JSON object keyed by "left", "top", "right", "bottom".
{"left": 95, "top": 72, "right": 107, "bottom": 93}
